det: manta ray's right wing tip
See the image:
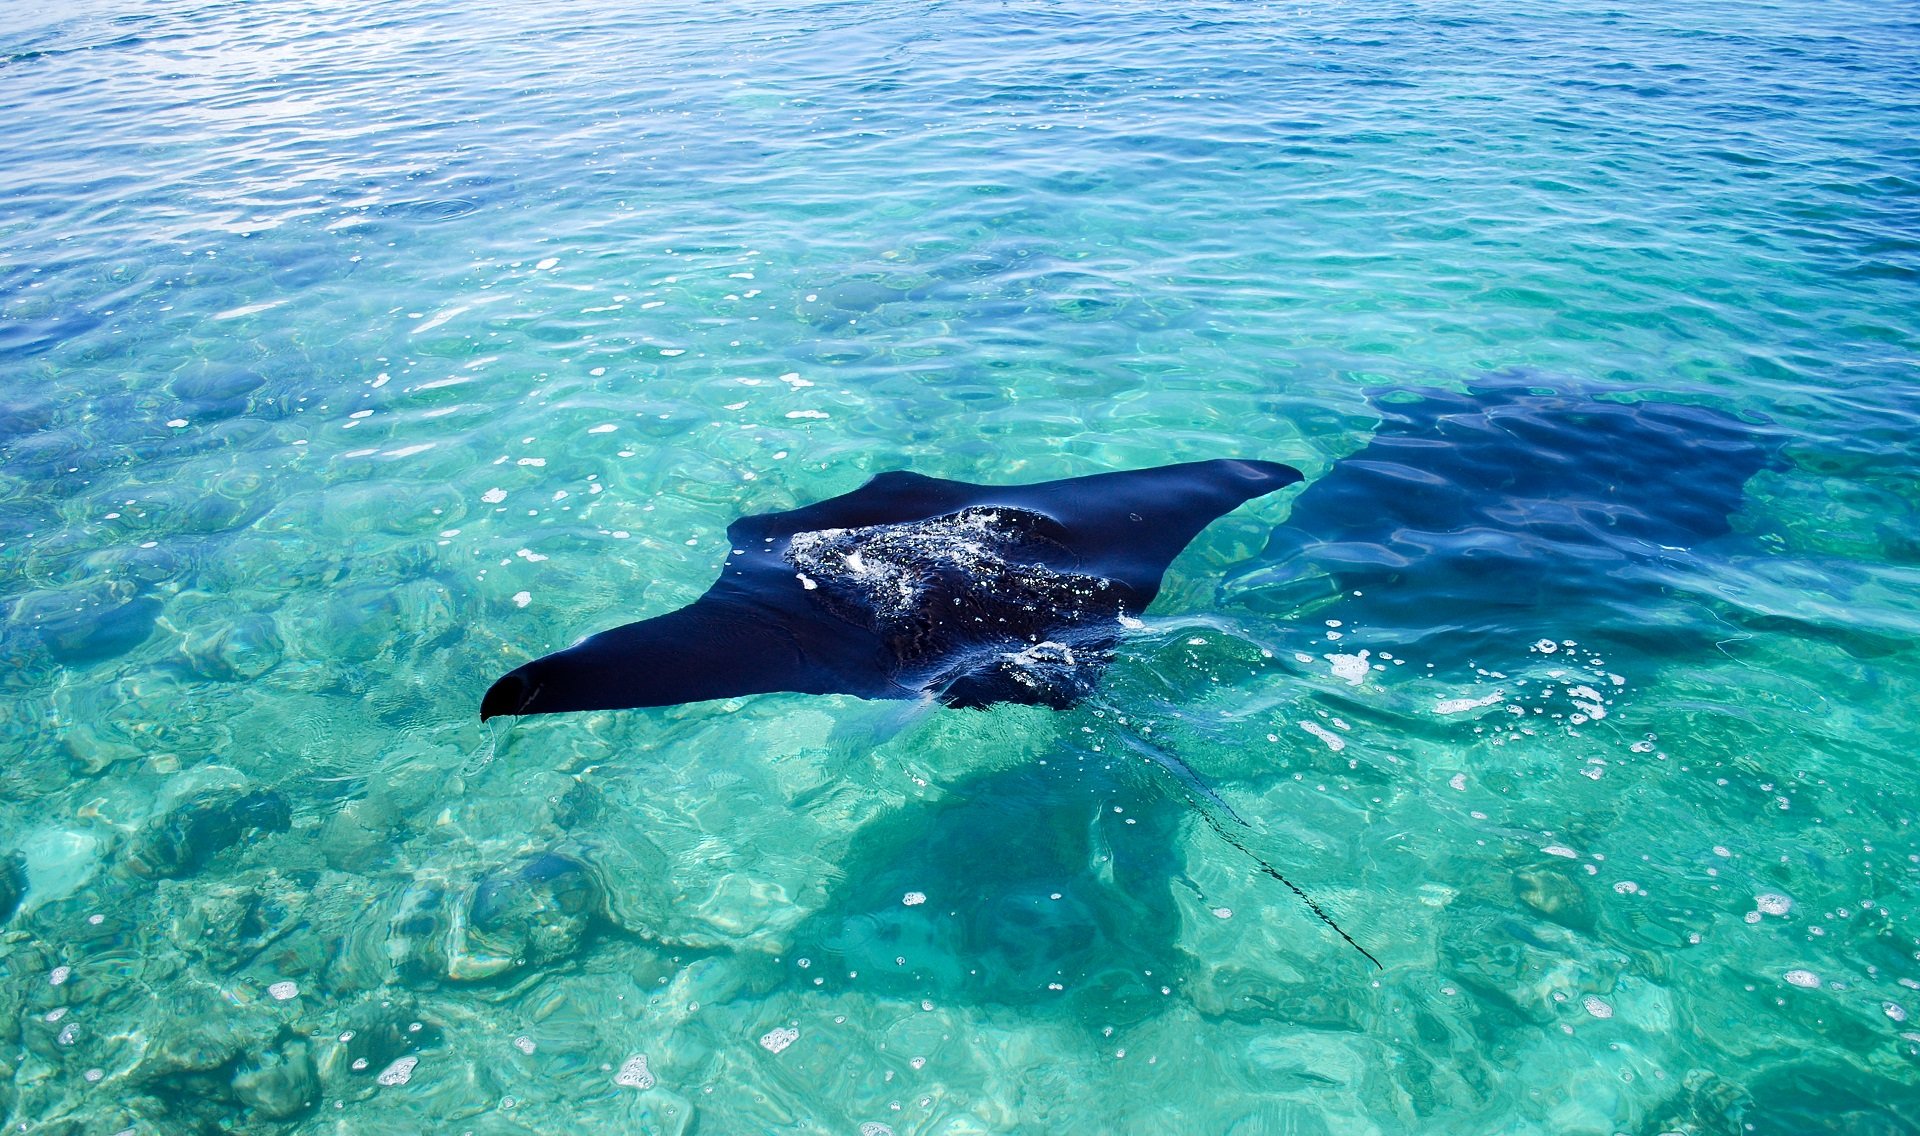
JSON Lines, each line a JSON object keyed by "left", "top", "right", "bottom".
{"left": 1229, "top": 458, "right": 1305, "bottom": 489}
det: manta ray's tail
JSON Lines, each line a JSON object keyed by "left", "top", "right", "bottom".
{"left": 1115, "top": 725, "right": 1383, "bottom": 970}
{"left": 1187, "top": 801, "right": 1383, "bottom": 971}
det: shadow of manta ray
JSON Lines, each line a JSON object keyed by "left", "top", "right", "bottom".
{"left": 1226, "top": 375, "right": 1781, "bottom": 652}
{"left": 482, "top": 459, "right": 1301, "bottom": 719}
{"left": 788, "top": 757, "right": 1190, "bottom": 1018}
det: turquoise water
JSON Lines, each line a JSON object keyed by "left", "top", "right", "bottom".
{"left": 3, "top": 0, "right": 1919, "bottom": 1130}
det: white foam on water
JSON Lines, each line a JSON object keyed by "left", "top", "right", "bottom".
{"left": 214, "top": 299, "right": 288, "bottom": 321}
{"left": 376, "top": 1056, "right": 418, "bottom": 1086}
{"left": 1582, "top": 995, "right": 1612, "bottom": 1019}
{"left": 411, "top": 375, "right": 471, "bottom": 391}
{"left": 1435, "top": 691, "right": 1504, "bottom": 714}
{"left": 1326, "top": 650, "right": 1370, "bottom": 686}
{"left": 759, "top": 1027, "right": 798, "bottom": 1054}
{"left": 614, "top": 1054, "right": 654, "bottom": 1088}
{"left": 1784, "top": 969, "right": 1820, "bottom": 988}
{"left": 267, "top": 980, "right": 298, "bottom": 1001}
{"left": 411, "top": 304, "right": 468, "bottom": 334}
{"left": 1300, "top": 721, "right": 1345, "bottom": 751}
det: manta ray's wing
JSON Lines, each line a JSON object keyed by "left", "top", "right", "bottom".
{"left": 964, "top": 459, "right": 1303, "bottom": 606}
{"left": 727, "top": 459, "right": 1302, "bottom": 606}
{"left": 481, "top": 458, "right": 1302, "bottom": 719}
{"left": 477, "top": 592, "right": 874, "bottom": 720}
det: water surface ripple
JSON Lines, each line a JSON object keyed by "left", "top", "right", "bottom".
{"left": 2, "top": 0, "right": 1918, "bottom": 1132}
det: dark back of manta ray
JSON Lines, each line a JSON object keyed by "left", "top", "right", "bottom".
{"left": 482, "top": 458, "right": 1303, "bottom": 718}
{"left": 1228, "top": 376, "right": 1780, "bottom": 653}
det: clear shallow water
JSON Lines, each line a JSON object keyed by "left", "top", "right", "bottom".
{"left": 2, "top": 0, "right": 1918, "bottom": 1130}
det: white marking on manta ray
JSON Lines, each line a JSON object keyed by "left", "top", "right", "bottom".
{"left": 782, "top": 506, "right": 1123, "bottom": 704}
{"left": 786, "top": 507, "right": 1106, "bottom": 624}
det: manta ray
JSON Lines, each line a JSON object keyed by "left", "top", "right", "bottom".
{"left": 478, "top": 457, "right": 1389, "bottom": 964}
{"left": 481, "top": 458, "right": 1302, "bottom": 720}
